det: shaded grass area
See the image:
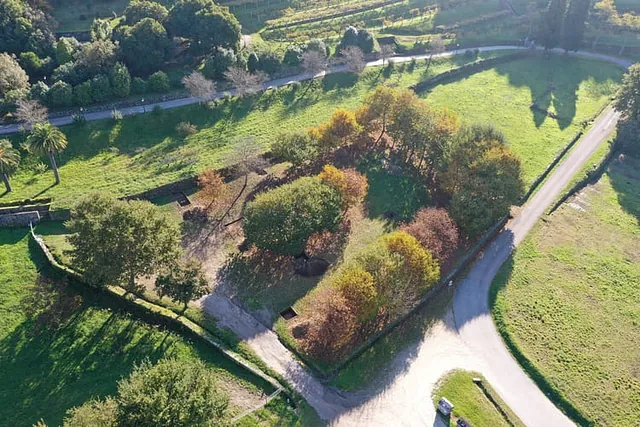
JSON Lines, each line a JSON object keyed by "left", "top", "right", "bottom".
{"left": 431, "top": 370, "right": 524, "bottom": 427}
{"left": 423, "top": 55, "right": 622, "bottom": 185}
{"left": 490, "top": 157, "right": 640, "bottom": 426}
{"left": 2, "top": 51, "right": 512, "bottom": 209}
{"left": 0, "top": 229, "right": 300, "bottom": 427}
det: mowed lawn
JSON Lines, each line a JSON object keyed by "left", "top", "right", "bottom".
{"left": 0, "top": 229, "right": 294, "bottom": 426}
{"left": 424, "top": 55, "right": 622, "bottom": 185}
{"left": 2, "top": 53, "right": 620, "bottom": 208}
{"left": 491, "top": 156, "right": 640, "bottom": 426}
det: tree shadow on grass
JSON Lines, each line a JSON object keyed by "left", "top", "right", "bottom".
{"left": 608, "top": 154, "right": 640, "bottom": 225}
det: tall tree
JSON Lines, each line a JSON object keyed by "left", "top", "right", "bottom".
{"left": 155, "top": 259, "right": 210, "bottom": 310}
{"left": 26, "top": 123, "right": 68, "bottom": 185}
{"left": 0, "top": 0, "right": 55, "bottom": 56}
{"left": 182, "top": 71, "right": 216, "bottom": 103}
{"left": 15, "top": 99, "right": 48, "bottom": 130}
{"left": 67, "top": 193, "right": 181, "bottom": 292}
{"left": 124, "top": 0, "right": 169, "bottom": 24}
{"left": 119, "top": 18, "right": 172, "bottom": 76}
{"left": 615, "top": 63, "right": 640, "bottom": 121}
{"left": 562, "top": 0, "right": 591, "bottom": 52}
{"left": 0, "top": 139, "right": 19, "bottom": 192}
{"left": 0, "top": 53, "right": 29, "bottom": 96}
{"left": 90, "top": 18, "right": 113, "bottom": 41}
{"left": 538, "top": 0, "right": 568, "bottom": 51}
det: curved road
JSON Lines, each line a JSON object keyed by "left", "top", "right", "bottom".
{"left": 7, "top": 44, "right": 630, "bottom": 424}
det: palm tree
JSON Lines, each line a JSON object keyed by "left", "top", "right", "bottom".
{"left": 0, "top": 139, "right": 20, "bottom": 193}
{"left": 26, "top": 123, "right": 68, "bottom": 185}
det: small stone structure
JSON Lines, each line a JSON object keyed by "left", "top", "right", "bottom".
{"left": 0, "top": 211, "right": 40, "bottom": 228}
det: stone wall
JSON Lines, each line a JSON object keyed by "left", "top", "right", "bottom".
{"left": 0, "top": 211, "right": 40, "bottom": 228}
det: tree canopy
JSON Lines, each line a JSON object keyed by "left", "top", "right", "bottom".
{"left": 119, "top": 18, "right": 172, "bottom": 76}
{"left": 125, "top": 0, "right": 169, "bottom": 24}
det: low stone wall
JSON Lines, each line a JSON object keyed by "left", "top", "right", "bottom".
{"left": 0, "top": 211, "right": 40, "bottom": 228}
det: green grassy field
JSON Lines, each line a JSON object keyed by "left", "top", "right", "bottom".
{"left": 2, "top": 52, "right": 513, "bottom": 208}
{"left": 432, "top": 370, "right": 524, "bottom": 427}
{"left": 0, "top": 228, "right": 303, "bottom": 426}
{"left": 423, "top": 55, "right": 622, "bottom": 185}
{"left": 491, "top": 156, "right": 640, "bottom": 426}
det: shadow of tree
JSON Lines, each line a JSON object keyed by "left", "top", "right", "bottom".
{"left": 608, "top": 154, "right": 640, "bottom": 225}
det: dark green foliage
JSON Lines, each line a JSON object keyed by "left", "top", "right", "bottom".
{"left": 357, "top": 29, "right": 375, "bottom": 54}
{"left": 243, "top": 177, "right": 343, "bottom": 255}
{"left": 247, "top": 52, "right": 259, "bottom": 73}
{"left": 109, "top": 62, "right": 131, "bottom": 98}
{"left": 90, "top": 18, "right": 112, "bottom": 41}
{"left": 64, "top": 359, "right": 229, "bottom": 427}
{"left": 132, "top": 76, "right": 148, "bottom": 94}
{"left": 339, "top": 26, "right": 359, "bottom": 51}
{"left": 52, "top": 62, "right": 87, "bottom": 86}
{"left": 155, "top": 259, "right": 210, "bottom": 309}
{"left": 74, "top": 40, "right": 118, "bottom": 78}
{"left": 73, "top": 81, "right": 92, "bottom": 106}
{"left": 202, "top": 47, "right": 237, "bottom": 80}
{"left": 257, "top": 51, "right": 282, "bottom": 75}
{"left": 615, "top": 63, "right": 640, "bottom": 122}
{"left": 67, "top": 192, "right": 181, "bottom": 291}
{"left": 48, "top": 81, "right": 73, "bottom": 107}
{"left": 0, "top": 0, "right": 54, "bottom": 56}
{"left": 125, "top": 0, "right": 169, "bottom": 24}
{"left": 55, "top": 37, "right": 79, "bottom": 66}
{"left": 283, "top": 45, "right": 304, "bottom": 67}
{"left": 119, "top": 18, "right": 172, "bottom": 76}
{"left": 271, "top": 131, "right": 318, "bottom": 167}
{"left": 90, "top": 74, "right": 112, "bottom": 103}
{"left": 18, "top": 51, "right": 42, "bottom": 79}
{"left": 538, "top": 0, "right": 567, "bottom": 50}
{"left": 562, "top": 0, "right": 590, "bottom": 52}
{"left": 167, "top": 0, "right": 241, "bottom": 54}
{"left": 30, "top": 81, "right": 49, "bottom": 101}
{"left": 148, "top": 71, "right": 170, "bottom": 93}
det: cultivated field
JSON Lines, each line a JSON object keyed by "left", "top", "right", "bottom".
{"left": 491, "top": 156, "right": 640, "bottom": 426}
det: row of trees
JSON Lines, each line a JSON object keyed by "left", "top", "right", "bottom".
{"left": 67, "top": 192, "right": 210, "bottom": 310}
{"left": 538, "top": 0, "right": 591, "bottom": 51}
{"left": 63, "top": 358, "right": 229, "bottom": 427}
{"left": 273, "top": 87, "right": 524, "bottom": 237}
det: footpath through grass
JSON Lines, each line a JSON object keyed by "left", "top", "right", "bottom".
{"left": 0, "top": 229, "right": 302, "bottom": 426}
{"left": 431, "top": 370, "right": 524, "bottom": 427}
{"left": 491, "top": 156, "right": 640, "bottom": 426}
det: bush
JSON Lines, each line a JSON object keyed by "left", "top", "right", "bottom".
{"left": 176, "top": 121, "right": 197, "bottom": 136}
{"left": 48, "top": 81, "right": 73, "bottom": 107}
{"left": 257, "top": 51, "right": 282, "bottom": 75}
{"left": 132, "top": 77, "right": 148, "bottom": 94}
{"left": 202, "top": 47, "right": 237, "bottom": 80}
{"left": 401, "top": 208, "right": 459, "bottom": 266}
{"left": 52, "top": 62, "right": 87, "bottom": 86}
{"left": 73, "top": 81, "right": 93, "bottom": 106}
{"left": 148, "top": 71, "right": 170, "bottom": 93}
{"left": 283, "top": 45, "right": 304, "bottom": 67}
{"left": 247, "top": 52, "right": 259, "bottom": 73}
{"left": 271, "top": 131, "right": 317, "bottom": 167}
{"left": 72, "top": 113, "right": 87, "bottom": 125}
{"left": 90, "top": 74, "right": 112, "bottom": 103}
{"left": 243, "top": 177, "right": 343, "bottom": 256}
{"left": 111, "top": 109, "right": 123, "bottom": 121}
{"left": 110, "top": 62, "right": 131, "bottom": 98}
{"left": 357, "top": 29, "right": 375, "bottom": 54}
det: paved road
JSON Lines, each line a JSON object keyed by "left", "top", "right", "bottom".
{"left": 1, "top": 45, "right": 629, "bottom": 136}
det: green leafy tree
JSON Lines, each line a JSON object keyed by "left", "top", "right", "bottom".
{"left": 167, "top": 0, "right": 241, "bottom": 54}
{"left": 90, "top": 74, "right": 112, "bottom": 103}
{"left": 615, "top": 63, "right": 640, "bottom": 121}
{"left": 132, "top": 76, "right": 148, "bottom": 94}
{"left": 155, "top": 259, "right": 210, "bottom": 310}
{"left": 74, "top": 40, "right": 118, "bottom": 77}
{"left": 333, "top": 266, "right": 378, "bottom": 321}
{"left": 73, "top": 81, "right": 92, "bottom": 106}
{"left": 202, "top": 47, "right": 237, "bottom": 80}
{"left": 67, "top": 193, "right": 181, "bottom": 292}
{"left": 271, "top": 131, "right": 318, "bottom": 167}
{"left": 357, "top": 29, "right": 375, "bottom": 54}
{"left": 30, "top": 81, "right": 49, "bottom": 101}
{"left": 0, "top": 139, "right": 19, "bottom": 192}
{"left": 243, "top": 177, "right": 343, "bottom": 256}
{"left": 18, "top": 51, "right": 42, "bottom": 79}
{"left": 148, "top": 70, "right": 170, "bottom": 92}
{"left": 26, "top": 123, "right": 68, "bottom": 184}
{"left": 0, "top": 53, "right": 29, "bottom": 96}
{"left": 119, "top": 18, "right": 172, "bottom": 76}
{"left": 538, "top": 0, "right": 568, "bottom": 50}
{"left": 283, "top": 45, "right": 303, "bottom": 67}
{"left": 90, "top": 18, "right": 113, "bottom": 41}
{"left": 55, "top": 37, "right": 80, "bottom": 65}
{"left": 109, "top": 62, "right": 131, "bottom": 98}
{"left": 124, "top": 0, "right": 169, "bottom": 24}
{"left": 64, "top": 359, "right": 229, "bottom": 427}
{"left": 562, "top": 0, "right": 591, "bottom": 52}
{"left": 247, "top": 52, "right": 259, "bottom": 73}
{"left": 0, "top": 0, "right": 55, "bottom": 56}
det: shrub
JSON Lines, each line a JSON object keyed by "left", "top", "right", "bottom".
{"left": 257, "top": 51, "right": 282, "bottom": 75}
{"left": 333, "top": 266, "right": 378, "bottom": 321}
{"left": 357, "top": 29, "right": 375, "bottom": 54}
{"left": 148, "top": 71, "right": 170, "bottom": 93}
{"left": 202, "top": 47, "right": 237, "bottom": 80}
{"left": 90, "top": 74, "right": 112, "bottom": 103}
{"left": 176, "top": 121, "right": 197, "bottom": 136}
{"left": 73, "top": 81, "right": 92, "bottom": 106}
{"left": 401, "top": 208, "right": 459, "bottom": 265}
{"left": 283, "top": 45, "right": 303, "bottom": 67}
{"left": 111, "top": 109, "right": 123, "bottom": 121}
{"left": 271, "top": 131, "right": 317, "bottom": 167}
{"left": 247, "top": 52, "right": 259, "bottom": 73}
{"left": 243, "top": 177, "right": 343, "bottom": 256}
{"left": 110, "top": 62, "right": 131, "bottom": 98}
{"left": 48, "top": 81, "right": 73, "bottom": 107}
{"left": 132, "top": 77, "right": 148, "bottom": 94}
{"left": 72, "top": 113, "right": 87, "bottom": 125}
